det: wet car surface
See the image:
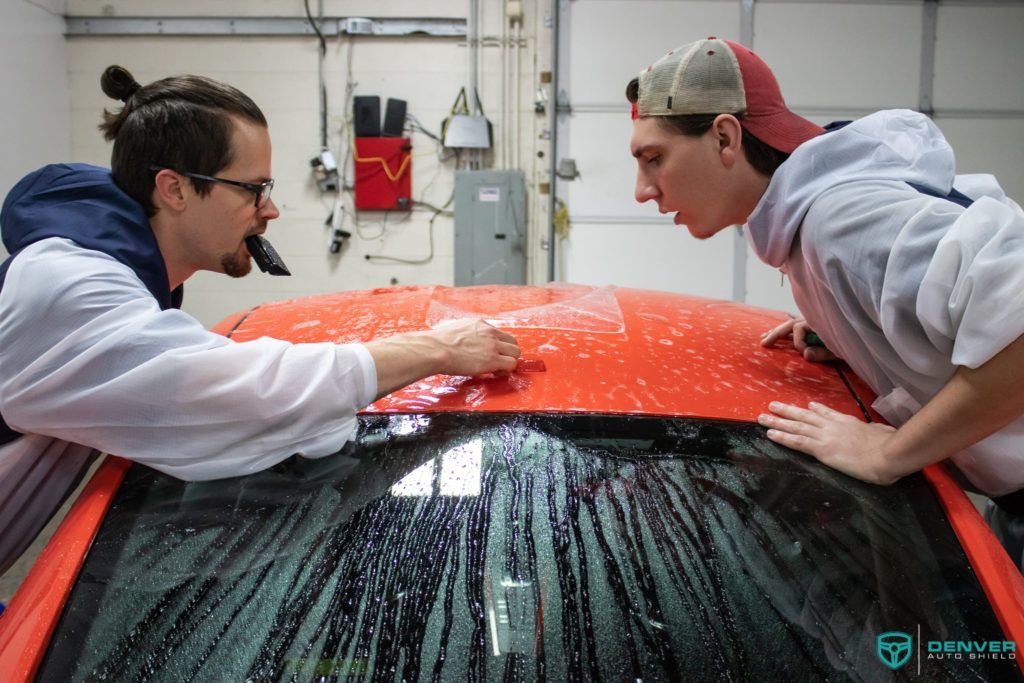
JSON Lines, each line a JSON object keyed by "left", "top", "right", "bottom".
{"left": 4, "top": 285, "right": 1023, "bottom": 681}
{"left": 38, "top": 413, "right": 1015, "bottom": 681}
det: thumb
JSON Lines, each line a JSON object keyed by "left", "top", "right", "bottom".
{"left": 803, "top": 347, "right": 837, "bottom": 363}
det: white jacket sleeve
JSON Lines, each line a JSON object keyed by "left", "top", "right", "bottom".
{"left": 917, "top": 195, "right": 1024, "bottom": 369}
{"left": 0, "top": 239, "right": 377, "bottom": 481}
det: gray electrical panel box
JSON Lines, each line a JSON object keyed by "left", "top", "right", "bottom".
{"left": 454, "top": 170, "right": 526, "bottom": 286}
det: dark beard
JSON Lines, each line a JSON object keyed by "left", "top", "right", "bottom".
{"left": 221, "top": 250, "right": 252, "bottom": 278}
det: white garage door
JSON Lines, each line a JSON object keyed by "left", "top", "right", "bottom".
{"left": 552, "top": 0, "right": 1024, "bottom": 316}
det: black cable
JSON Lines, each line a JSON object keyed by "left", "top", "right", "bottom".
{"left": 833, "top": 365, "right": 873, "bottom": 423}
{"left": 363, "top": 192, "right": 454, "bottom": 265}
{"left": 303, "top": 0, "right": 328, "bottom": 149}
{"left": 303, "top": 0, "right": 327, "bottom": 52}
{"left": 364, "top": 210, "right": 438, "bottom": 265}
{"left": 405, "top": 113, "right": 441, "bottom": 143}
{"left": 412, "top": 197, "right": 454, "bottom": 215}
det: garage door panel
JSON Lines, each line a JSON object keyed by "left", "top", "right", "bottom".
{"left": 934, "top": 6, "right": 1024, "bottom": 112}
{"left": 569, "top": 0, "right": 741, "bottom": 105}
{"left": 564, "top": 112, "right": 663, "bottom": 218}
{"left": 562, "top": 222, "right": 734, "bottom": 300}
{"left": 755, "top": 3, "right": 921, "bottom": 111}
{"left": 557, "top": 0, "right": 1024, "bottom": 308}
{"left": 934, "top": 117, "right": 1024, "bottom": 200}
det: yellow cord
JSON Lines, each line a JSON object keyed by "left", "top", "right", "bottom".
{"left": 554, "top": 198, "right": 570, "bottom": 239}
{"left": 354, "top": 146, "right": 412, "bottom": 182}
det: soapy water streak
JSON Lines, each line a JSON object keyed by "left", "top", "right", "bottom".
{"left": 38, "top": 415, "right": 1013, "bottom": 682}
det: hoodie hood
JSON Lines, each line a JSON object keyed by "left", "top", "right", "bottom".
{"left": 0, "top": 163, "right": 181, "bottom": 310}
{"left": 745, "top": 109, "right": 957, "bottom": 268}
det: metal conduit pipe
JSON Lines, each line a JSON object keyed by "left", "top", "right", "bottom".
{"left": 513, "top": 13, "right": 522, "bottom": 170}
{"left": 500, "top": 0, "right": 509, "bottom": 169}
{"left": 466, "top": 0, "right": 479, "bottom": 168}
{"left": 546, "top": 0, "right": 560, "bottom": 281}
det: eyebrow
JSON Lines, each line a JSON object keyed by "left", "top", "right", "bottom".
{"left": 631, "top": 144, "right": 659, "bottom": 159}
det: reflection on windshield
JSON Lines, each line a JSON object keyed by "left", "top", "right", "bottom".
{"left": 392, "top": 439, "right": 483, "bottom": 497}
{"left": 40, "top": 415, "right": 1015, "bottom": 682}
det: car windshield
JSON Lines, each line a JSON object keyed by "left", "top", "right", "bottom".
{"left": 40, "top": 414, "right": 1016, "bottom": 681}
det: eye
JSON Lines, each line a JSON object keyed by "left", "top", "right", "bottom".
{"left": 645, "top": 155, "right": 661, "bottom": 167}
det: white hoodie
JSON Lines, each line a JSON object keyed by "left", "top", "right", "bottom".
{"left": 746, "top": 109, "right": 1024, "bottom": 496}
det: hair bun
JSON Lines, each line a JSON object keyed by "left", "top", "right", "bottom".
{"left": 101, "top": 65, "right": 142, "bottom": 102}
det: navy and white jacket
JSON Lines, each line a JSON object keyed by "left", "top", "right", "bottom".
{"left": 0, "top": 164, "right": 375, "bottom": 575}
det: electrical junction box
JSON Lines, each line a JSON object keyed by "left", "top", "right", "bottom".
{"left": 354, "top": 137, "right": 412, "bottom": 210}
{"left": 454, "top": 171, "right": 526, "bottom": 286}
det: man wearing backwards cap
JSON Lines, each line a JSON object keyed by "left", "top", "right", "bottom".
{"left": 628, "top": 37, "right": 1024, "bottom": 569}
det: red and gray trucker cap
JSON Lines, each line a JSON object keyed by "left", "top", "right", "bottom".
{"left": 634, "top": 37, "right": 824, "bottom": 153}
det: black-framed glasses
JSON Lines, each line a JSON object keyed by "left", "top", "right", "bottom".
{"left": 150, "top": 166, "right": 274, "bottom": 209}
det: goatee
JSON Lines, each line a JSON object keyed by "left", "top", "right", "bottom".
{"left": 221, "top": 251, "right": 252, "bottom": 278}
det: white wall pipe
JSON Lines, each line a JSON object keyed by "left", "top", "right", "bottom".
{"left": 513, "top": 14, "right": 522, "bottom": 170}
{"left": 500, "top": 0, "right": 509, "bottom": 169}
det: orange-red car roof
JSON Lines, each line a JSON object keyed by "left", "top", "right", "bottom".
{"left": 218, "top": 284, "right": 871, "bottom": 421}
{"left": 3, "top": 284, "right": 1022, "bottom": 680}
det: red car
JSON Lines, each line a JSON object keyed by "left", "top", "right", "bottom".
{"left": 1, "top": 284, "right": 1022, "bottom": 681}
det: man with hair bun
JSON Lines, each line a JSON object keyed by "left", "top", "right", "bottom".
{"left": 0, "top": 66, "right": 520, "bottom": 577}
{"left": 628, "top": 37, "right": 1024, "bottom": 569}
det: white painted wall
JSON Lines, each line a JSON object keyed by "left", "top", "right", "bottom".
{"left": 62, "top": 0, "right": 553, "bottom": 327}
{"left": 8, "top": 0, "right": 1023, "bottom": 325}
{"left": 0, "top": 0, "right": 71, "bottom": 259}
{"left": 556, "top": 0, "right": 1024, "bottom": 316}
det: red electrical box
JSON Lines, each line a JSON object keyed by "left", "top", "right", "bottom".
{"left": 353, "top": 137, "right": 412, "bottom": 210}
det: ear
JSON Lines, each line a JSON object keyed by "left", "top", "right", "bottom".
{"left": 711, "top": 114, "right": 744, "bottom": 168}
{"left": 151, "top": 169, "right": 188, "bottom": 212}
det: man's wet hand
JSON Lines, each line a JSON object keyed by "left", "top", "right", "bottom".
{"left": 426, "top": 319, "right": 521, "bottom": 376}
{"left": 758, "top": 401, "right": 899, "bottom": 485}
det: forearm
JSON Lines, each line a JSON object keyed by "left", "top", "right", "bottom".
{"left": 363, "top": 332, "right": 448, "bottom": 400}
{"left": 879, "top": 332, "right": 1024, "bottom": 480}
{"left": 362, "top": 319, "right": 521, "bottom": 400}
{"left": 0, "top": 252, "right": 375, "bottom": 474}
{"left": 762, "top": 332, "right": 1024, "bottom": 486}
{"left": 2, "top": 326, "right": 375, "bottom": 475}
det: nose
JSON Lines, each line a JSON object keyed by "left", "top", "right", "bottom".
{"left": 635, "top": 171, "right": 658, "bottom": 204}
{"left": 260, "top": 197, "right": 281, "bottom": 220}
